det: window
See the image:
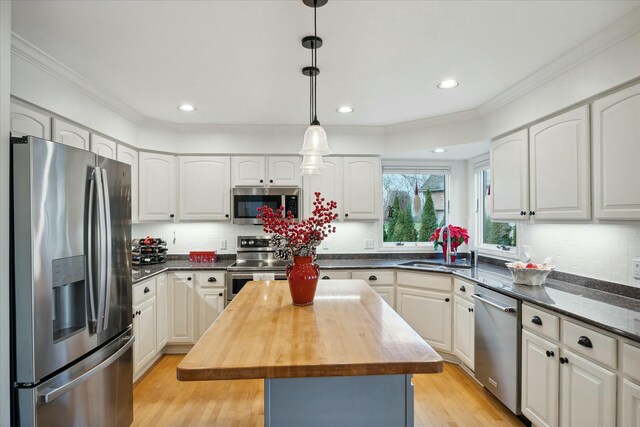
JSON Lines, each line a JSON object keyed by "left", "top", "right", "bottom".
{"left": 382, "top": 168, "right": 449, "bottom": 247}
{"left": 477, "top": 169, "right": 517, "bottom": 253}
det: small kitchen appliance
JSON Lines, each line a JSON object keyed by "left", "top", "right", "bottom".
{"left": 232, "top": 187, "right": 300, "bottom": 225}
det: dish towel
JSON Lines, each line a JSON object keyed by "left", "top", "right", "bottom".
{"left": 252, "top": 273, "right": 276, "bottom": 281}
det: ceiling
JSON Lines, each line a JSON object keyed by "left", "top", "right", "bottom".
{"left": 11, "top": 1, "right": 640, "bottom": 126}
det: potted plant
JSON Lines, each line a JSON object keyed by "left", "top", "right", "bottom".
{"left": 429, "top": 225, "right": 469, "bottom": 262}
{"left": 257, "top": 192, "right": 338, "bottom": 306}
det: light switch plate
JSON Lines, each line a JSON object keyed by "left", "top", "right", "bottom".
{"left": 364, "top": 239, "right": 374, "bottom": 250}
{"left": 322, "top": 240, "right": 330, "bottom": 250}
{"left": 219, "top": 239, "right": 227, "bottom": 250}
{"left": 633, "top": 258, "right": 640, "bottom": 280}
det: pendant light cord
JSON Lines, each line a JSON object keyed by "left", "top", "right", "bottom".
{"left": 313, "top": 0, "right": 318, "bottom": 122}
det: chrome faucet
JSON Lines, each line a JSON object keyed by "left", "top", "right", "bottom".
{"left": 441, "top": 224, "right": 452, "bottom": 265}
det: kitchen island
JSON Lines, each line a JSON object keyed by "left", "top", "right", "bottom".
{"left": 177, "top": 279, "right": 443, "bottom": 426}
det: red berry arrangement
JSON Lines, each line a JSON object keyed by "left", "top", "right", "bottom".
{"left": 257, "top": 192, "right": 338, "bottom": 260}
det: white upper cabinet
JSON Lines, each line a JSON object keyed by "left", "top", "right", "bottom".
{"left": 529, "top": 106, "right": 591, "bottom": 220}
{"left": 179, "top": 156, "right": 231, "bottom": 221}
{"left": 343, "top": 157, "right": 381, "bottom": 220}
{"left": 117, "top": 144, "right": 139, "bottom": 223}
{"left": 90, "top": 134, "right": 117, "bottom": 159}
{"left": 267, "top": 156, "right": 301, "bottom": 186}
{"left": 52, "top": 118, "right": 89, "bottom": 150}
{"left": 232, "top": 156, "right": 266, "bottom": 186}
{"left": 490, "top": 129, "right": 529, "bottom": 221}
{"left": 303, "top": 157, "right": 344, "bottom": 219}
{"left": 138, "top": 151, "right": 177, "bottom": 221}
{"left": 10, "top": 102, "right": 51, "bottom": 139}
{"left": 592, "top": 83, "right": 640, "bottom": 220}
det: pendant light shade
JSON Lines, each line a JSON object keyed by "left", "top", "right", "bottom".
{"left": 300, "top": 154, "right": 326, "bottom": 175}
{"left": 300, "top": 123, "right": 330, "bottom": 156}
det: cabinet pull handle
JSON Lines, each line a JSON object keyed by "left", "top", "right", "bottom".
{"left": 529, "top": 211, "right": 535, "bottom": 216}
{"left": 344, "top": 213, "right": 349, "bottom": 218}
{"left": 459, "top": 285, "right": 466, "bottom": 292}
{"left": 368, "top": 275, "right": 377, "bottom": 281}
{"left": 269, "top": 179, "right": 273, "bottom": 184}
{"left": 560, "top": 357, "right": 569, "bottom": 364}
{"left": 546, "top": 350, "right": 554, "bottom": 358}
{"left": 225, "top": 214, "right": 230, "bottom": 218}
{"left": 520, "top": 210, "right": 526, "bottom": 216}
{"left": 218, "top": 292, "right": 223, "bottom": 297}
{"left": 445, "top": 298, "right": 450, "bottom": 302}
{"left": 259, "top": 179, "right": 264, "bottom": 184}
{"left": 170, "top": 214, "right": 175, "bottom": 218}
{"left": 187, "top": 277, "right": 192, "bottom": 281}
{"left": 132, "top": 313, "right": 136, "bottom": 319}
{"left": 208, "top": 277, "right": 217, "bottom": 282}
{"left": 577, "top": 336, "right": 593, "bottom": 348}
{"left": 531, "top": 315, "right": 543, "bottom": 326}
{"left": 468, "top": 307, "right": 474, "bottom": 313}
{"left": 322, "top": 276, "right": 330, "bottom": 280}
{"left": 144, "top": 287, "right": 150, "bottom": 293}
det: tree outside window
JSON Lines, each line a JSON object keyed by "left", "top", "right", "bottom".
{"left": 481, "top": 169, "right": 516, "bottom": 247}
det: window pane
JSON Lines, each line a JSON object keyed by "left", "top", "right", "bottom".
{"left": 383, "top": 172, "right": 446, "bottom": 244}
{"left": 482, "top": 170, "right": 516, "bottom": 247}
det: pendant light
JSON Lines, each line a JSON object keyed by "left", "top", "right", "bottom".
{"left": 300, "top": 0, "right": 330, "bottom": 175}
{"left": 412, "top": 180, "right": 422, "bottom": 217}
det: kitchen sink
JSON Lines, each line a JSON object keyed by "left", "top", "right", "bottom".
{"left": 399, "top": 260, "right": 472, "bottom": 270}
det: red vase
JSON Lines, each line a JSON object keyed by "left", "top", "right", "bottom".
{"left": 285, "top": 256, "right": 320, "bottom": 306}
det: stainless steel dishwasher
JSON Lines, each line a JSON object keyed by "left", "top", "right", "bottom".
{"left": 473, "top": 286, "right": 521, "bottom": 415}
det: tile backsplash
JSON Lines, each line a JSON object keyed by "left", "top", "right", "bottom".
{"left": 519, "top": 223, "right": 640, "bottom": 287}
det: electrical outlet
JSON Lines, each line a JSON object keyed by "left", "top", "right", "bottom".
{"left": 322, "top": 240, "right": 330, "bottom": 250}
{"left": 633, "top": 258, "right": 640, "bottom": 280}
{"left": 364, "top": 239, "right": 374, "bottom": 250}
{"left": 219, "top": 239, "right": 227, "bottom": 250}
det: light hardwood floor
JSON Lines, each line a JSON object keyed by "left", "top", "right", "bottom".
{"left": 133, "top": 355, "right": 523, "bottom": 426}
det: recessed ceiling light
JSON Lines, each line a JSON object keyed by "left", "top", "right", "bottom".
{"left": 432, "top": 148, "right": 447, "bottom": 153}
{"left": 337, "top": 106, "right": 353, "bottom": 113}
{"left": 178, "top": 104, "right": 196, "bottom": 112}
{"left": 437, "top": 80, "right": 459, "bottom": 89}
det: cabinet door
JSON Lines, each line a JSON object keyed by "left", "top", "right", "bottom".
{"left": 490, "top": 129, "right": 529, "bottom": 221}
{"left": 343, "top": 157, "right": 381, "bottom": 220}
{"left": 117, "top": 144, "right": 139, "bottom": 223}
{"left": 167, "top": 273, "right": 195, "bottom": 344}
{"left": 592, "top": 83, "right": 640, "bottom": 220}
{"left": 453, "top": 296, "right": 474, "bottom": 370}
{"left": 138, "top": 151, "right": 177, "bottom": 221}
{"left": 133, "top": 297, "right": 156, "bottom": 374}
{"left": 560, "top": 350, "right": 616, "bottom": 427}
{"left": 179, "top": 156, "right": 231, "bottom": 220}
{"left": 623, "top": 379, "right": 640, "bottom": 427}
{"left": 397, "top": 287, "right": 452, "bottom": 352}
{"left": 52, "top": 118, "right": 89, "bottom": 150}
{"left": 155, "top": 274, "right": 168, "bottom": 352}
{"left": 268, "top": 156, "right": 301, "bottom": 186}
{"left": 529, "top": 106, "right": 590, "bottom": 220}
{"left": 197, "top": 288, "right": 225, "bottom": 339}
{"left": 232, "top": 156, "right": 266, "bottom": 186}
{"left": 371, "top": 285, "right": 395, "bottom": 310}
{"left": 90, "top": 134, "right": 117, "bottom": 159}
{"left": 10, "top": 102, "right": 51, "bottom": 139}
{"left": 521, "top": 330, "right": 559, "bottom": 427}
{"left": 303, "top": 157, "right": 344, "bottom": 219}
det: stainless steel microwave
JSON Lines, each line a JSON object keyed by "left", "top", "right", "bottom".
{"left": 232, "top": 187, "right": 301, "bottom": 224}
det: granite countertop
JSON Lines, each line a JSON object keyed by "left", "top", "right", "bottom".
{"left": 131, "top": 257, "right": 640, "bottom": 344}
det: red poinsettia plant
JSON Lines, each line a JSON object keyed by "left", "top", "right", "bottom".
{"left": 429, "top": 225, "right": 469, "bottom": 251}
{"left": 257, "top": 192, "right": 338, "bottom": 260}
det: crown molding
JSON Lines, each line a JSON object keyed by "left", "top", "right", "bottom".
{"left": 11, "top": 33, "right": 146, "bottom": 124}
{"left": 476, "top": 5, "right": 640, "bottom": 117}
{"left": 384, "top": 109, "right": 481, "bottom": 134}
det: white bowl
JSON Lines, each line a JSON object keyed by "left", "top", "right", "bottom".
{"left": 505, "top": 263, "right": 554, "bottom": 286}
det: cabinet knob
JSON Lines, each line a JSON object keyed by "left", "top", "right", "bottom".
{"left": 546, "top": 350, "right": 554, "bottom": 358}
{"left": 520, "top": 211, "right": 526, "bottom": 216}
{"left": 560, "top": 357, "right": 569, "bottom": 364}
{"left": 259, "top": 179, "right": 264, "bottom": 183}
{"left": 368, "top": 275, "right": 377, "bottom": 281}
{"left": 219, "top": 292, "right": 223, "bottom": 297}
{"left": 531, "top": 315, "right": 543, "bottom": 326}
{"left": 529, "top": 211, "right": 535, "bottom": 216}
{"left": 459, "top": 285, "right": 466, "bottom": 292}
{"left": 344, "top": 213, "right": 349, "bottom": 218}
{"left": 144, "top": 287, "right": 150, "bottom": 293}
{"left": 445, "top": 298, "right": 450, "bottom": 302}
{"left": 269, "top": 179, "right": 273, "bottom": 184}
{"left": 577, "top": 336, "right": 593, "bottom": 348}
{"left": 187, "top": 277, "right": 192, "bottom": 281}
{"left": 225, "top": 214, "right": 230, "bottom": 218}
{"left": 132, "top": 313, "right": 136, "bottom": 319}
{"left": 322, "top": 276, "right": 330, "bottom": 280}
{"left": 208, "top": 277, "right": 217, "bottom": 282}
{"left": 468, "top": 307, "right": 474, "bottom": 313}
{"left": 170, "top": 214, "right": 175, "bottom": 218}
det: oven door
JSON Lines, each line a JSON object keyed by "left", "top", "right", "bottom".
{"left": 226, "top": 273, "right": 287, "bottom": 303}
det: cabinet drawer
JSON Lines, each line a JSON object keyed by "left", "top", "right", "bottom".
{"left": 562, "top": 320, "right": 617, "bottom": 368}
{"left": 453, "top": 279, "right": 474, "bottom": 301}
{"left": 195, "top": 271, "right": 226, "bottom": 288}
{"left": 397, "top": 271, "right": 451, "bottom": 292}
{"left": 352, "top": 270, "right": 394, "bottom": 285}
{"left": 522, "top": 303, "right": 559, "bottom": 341}
{"left": 623, "top": 343, "right": 640, "bottom": 382}
{"left": 133, "top": 278, "right": 156, "bottom": 305}
{"left": 319, "top": 270, "right": 351, "bottom": 280}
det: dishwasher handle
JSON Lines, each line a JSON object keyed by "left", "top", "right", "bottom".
{"left": 472, "top": 294, "right": 517, "bottom": 313}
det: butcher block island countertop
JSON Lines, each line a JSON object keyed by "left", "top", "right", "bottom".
{"left": 177, "top": 279, "right": 443, "bottom": 381}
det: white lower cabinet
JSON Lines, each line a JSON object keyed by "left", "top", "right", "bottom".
{"left": 197, "top": 288, "right": 225, "bottom": 339}
{"left": 372, "top": 286, "right": 395, "bottom": 309}
{"left": 397, "top": 286, "right": 452, "bottom": 352}
{"left": 453, "top": 296, "right": 474, "bottom": 370}
{"left": 133, "top": 296, "right": 156, "bottom": 375}
{"left": 167, "top": 273, "right": 195, "bottom": 344}
{"left": 521, "top": 329, "right": 559, "bottom": 427}
{"left": 623, "top": 379, "right": 640, "bottom": 427}
{"left": 155, "top": 274, "right": 168, "bottom": 351}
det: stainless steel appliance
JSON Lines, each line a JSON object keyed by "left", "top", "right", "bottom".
{"left": 473, "top": 286, "right": 521, "bottom": 415}
{"left": 11, "top": 136, "right": 133, "bottom": 426}
{"left": 226, "top": 236, "right": 287, "bottom": 304}
{"left": 232, "top": 187, "right": 300, "bottom": 225}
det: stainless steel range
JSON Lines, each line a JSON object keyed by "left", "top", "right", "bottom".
{"left": 226, "top": 236, "right": 288, "bottom": 304}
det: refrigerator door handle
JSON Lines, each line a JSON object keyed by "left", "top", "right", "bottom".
{"left": 87, "top": 168, "right": 98, "bottom": 333}
{"left": 94, "top": 167, "right": 108, "bottom": 331}
{"left": 38, "top": 335, "right": 134, "bottom": 404}
{"left": 100, "top": 168, "right": 113, "bottom": 331}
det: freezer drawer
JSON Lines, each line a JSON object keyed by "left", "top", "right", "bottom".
{"left": 17, "top": 331, "right": 134, "bottom": 427}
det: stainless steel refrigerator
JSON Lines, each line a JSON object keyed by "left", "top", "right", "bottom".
{"left": 11, "top": 136, "right": 134, "bottom": 426}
